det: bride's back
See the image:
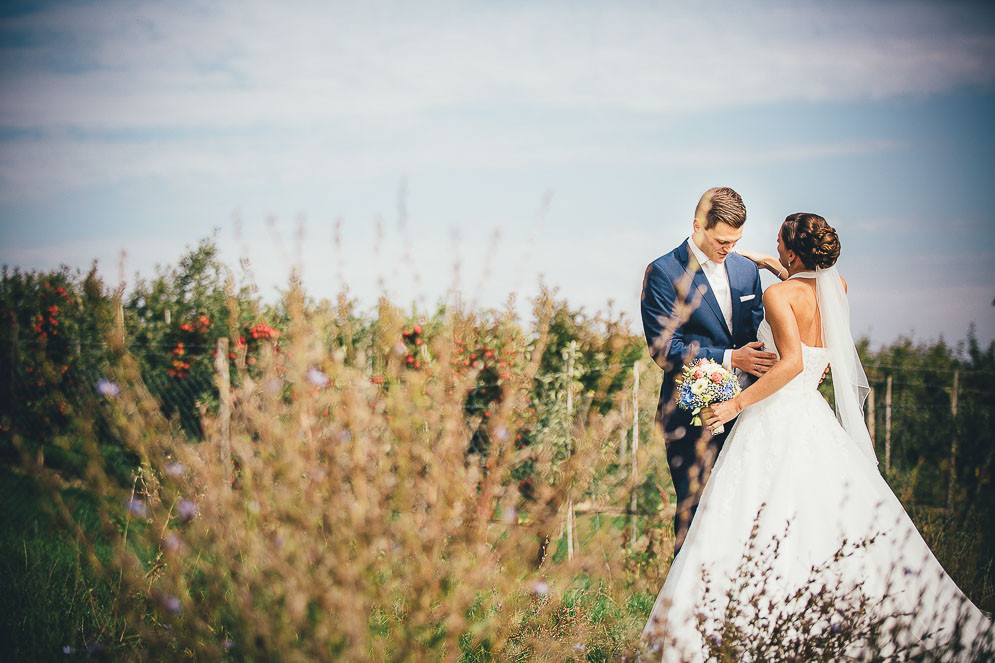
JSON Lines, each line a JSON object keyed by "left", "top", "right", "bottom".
{"left": 775, "top": 213, "right": 847, "bottom": 349}
{"left": 781, "top": 277, "right": 824, "bottom": 348}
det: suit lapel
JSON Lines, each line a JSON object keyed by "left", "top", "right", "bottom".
{"left": 683, "top": 242, "right": 733, "bottom": 342}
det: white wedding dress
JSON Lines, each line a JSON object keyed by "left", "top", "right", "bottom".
{"left": 642, "top": 274, "right": 992, "bottom": 662}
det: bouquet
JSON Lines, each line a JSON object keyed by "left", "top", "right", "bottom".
{"left": 675, "top": 358, "right": 741, "bottom": 435}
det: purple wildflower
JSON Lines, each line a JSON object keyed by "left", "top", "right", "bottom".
{"left": 306, "top": 368, "right": 330, "bottom": 386}
{"left": 223, "top": 639, "right": 233, "bottom": 651}
{"left": 62, "top": 645, "right": 72, "bottom": 654}
{"left": 709, "top": 634, "right": 722, "bottom": 647}
{"left": 96, "top": 379, "right": 121, "bottom": 397}
{"left": 177, "top": 499, "right": 199, "bottom": 522}
{"left": 163, "top": 533, "right": 182, "bottom": 552}
{"left": 830, "top": 622, "right": 842, "bottom": 634}
{"left": 164, "top": 462, "right": 185, "bottom": 478}
{"left": 531, "top": 580, "right": 549, "bottom": 596}
{"left": 126, "top": 498, "right": 148, "bottom": 518}
{"left": 164, "top": 596, "right": 181, "bottom": 614}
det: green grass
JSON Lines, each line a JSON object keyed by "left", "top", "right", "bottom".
{"left": 0, "top": 465, "right": 133, "bottom": 660}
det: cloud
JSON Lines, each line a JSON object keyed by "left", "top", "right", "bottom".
{"left": 1, "top": 1, "right": 993, "bottom": 131}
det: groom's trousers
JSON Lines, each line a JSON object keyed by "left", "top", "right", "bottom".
{"left": 666, "top": 424, "right": 731, "bottom": 557}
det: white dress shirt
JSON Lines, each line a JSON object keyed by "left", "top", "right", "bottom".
{"left": 687, "top": 236, "right": 735, "bottom": 368}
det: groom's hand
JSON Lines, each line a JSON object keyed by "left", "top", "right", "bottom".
{"left": 731, "top": 342, "right": 778, "bottom": 377}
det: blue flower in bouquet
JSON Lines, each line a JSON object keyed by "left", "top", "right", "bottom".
{"left": 674, "top": 358, "right": 741, "bottom": 432}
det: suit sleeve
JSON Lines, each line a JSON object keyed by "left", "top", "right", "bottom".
{"left": 641, "top": 262, "right": 726, "bottom": 370}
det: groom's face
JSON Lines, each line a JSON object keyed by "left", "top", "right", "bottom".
{"left": 694, "top": 221, "right": 743, "bottom": 264}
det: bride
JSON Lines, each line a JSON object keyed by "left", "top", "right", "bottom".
{"left": 640, "top": 213, "right": 992, "bottom": 661}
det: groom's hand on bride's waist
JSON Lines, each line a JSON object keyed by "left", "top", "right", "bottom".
{"left": 731, "top": 342, "right": 778, "bottom": 378}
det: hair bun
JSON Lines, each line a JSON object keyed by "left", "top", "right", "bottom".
{"left": 810, "top": 225, "right": 841, "bottom": 269}
{"left": 781, "top": 213, "right": 841, "bottom": 270}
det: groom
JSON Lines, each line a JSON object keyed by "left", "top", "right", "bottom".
{"left": 640, "top": 187, "right": 774, "bottom": 555}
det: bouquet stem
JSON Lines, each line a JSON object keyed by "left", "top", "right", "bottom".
{"left": 702, "top": 406, "right": 723, "bottom": 436}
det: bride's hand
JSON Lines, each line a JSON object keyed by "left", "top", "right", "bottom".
{"left": 703, "top": 397, "right": 743, "bottom": 432}
{"left": 735, "top": 250, "right": 785, "bottom": 279}
{"left": 734, "top": 249, "right": 767, "bottom": 266}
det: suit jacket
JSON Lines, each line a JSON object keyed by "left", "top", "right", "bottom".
{"left": 640, "top": 240, "right": 765, "bottom": 433}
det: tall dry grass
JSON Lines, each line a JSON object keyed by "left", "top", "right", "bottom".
{"left": 12, "top": 275, "right": 993, "bottom": 661}
{"left": 19, "top": 283, "right": 666, "bottom": 661}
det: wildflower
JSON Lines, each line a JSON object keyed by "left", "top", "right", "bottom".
{"left": 96, "top": 379, "right": 121, "bottom": 397}
{"left": 164, "top": 462, "right": 185, "bottom": 478}
{"left": 830, "top": 621, "right": 842, "bottom": 634}
{"left": 494, "top": 426, "right": 510, "bottom": 442}
{"left": 163, "top": 533, "right": 182, "bottom": 552}
{"left": 708, "top": 634, "right": 722, "bottom": 647}
{"left": 573, "top": 643, "right": 585, "bottom": 651}
{"left": 223, "top": 639, "right": 233, "bottom": 651}
{"left": 126, "top": 498, "right": 148, "bottom": 518}
{"left": 62, "top": 645, "right": 71, "bottom": 654}
{"left": 690, "top": 380, "right": 707, "bottom": 395}
{"left": 177, "top": 499, "right": 199, "bottom": 522}
{"left": 306, "top": 368, "right": 330, "bottom": 386}
{"left": 531, "top": 580, "right": 549, "bottom": 596}
{"left": 164, "top": 596, "right": 181, "bottom": 614}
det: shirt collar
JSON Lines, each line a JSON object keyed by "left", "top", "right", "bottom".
{"left": 687, "top": 236, "right": 712, "bottom": 268}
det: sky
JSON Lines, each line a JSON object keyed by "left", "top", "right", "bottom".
{"left": 1, "top": 0, "right": 994, "bottom": 348}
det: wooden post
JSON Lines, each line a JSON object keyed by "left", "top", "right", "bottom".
{"left": 565, "top": 340, "right": 576, "bottom": 561}
{"left": 885, "top": 376, "right": 892, "bottom": 474}
{"left": 866, "top": 387, "right": 876, "bottom": 451}
{"left": 215, "top": 337, "right": 232, "bottom": 485}
{"left": 111, "top": 300, "right": 126, "bottom": 351}
{"left": 946, "top": 371, "right": 959, "bottom": 509}
{"left": 630, "top": 361, "right": 640, "bottom": 544}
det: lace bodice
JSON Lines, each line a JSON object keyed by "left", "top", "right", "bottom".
{"left": 756, "top": 319, "right": 829, "bottom": 393}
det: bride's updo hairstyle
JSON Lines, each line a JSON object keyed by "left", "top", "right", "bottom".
{"left": 781, "top": 213, "right": 841, "bottom": 270}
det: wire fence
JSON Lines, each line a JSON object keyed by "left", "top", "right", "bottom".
{"left": 4, "top": 333, "right": 993, "bottom": 546}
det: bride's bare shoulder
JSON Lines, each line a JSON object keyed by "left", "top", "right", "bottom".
{"left": 762, "top": 279, "right": 803, "bottom": 302}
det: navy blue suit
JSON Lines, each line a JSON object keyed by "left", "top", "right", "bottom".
{"left": 640, "top": 240, "right": 764, "bottom": 553}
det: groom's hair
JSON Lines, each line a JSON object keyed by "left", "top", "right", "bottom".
{"left": 695, "top": 187, "right": 746, "bottom": 229}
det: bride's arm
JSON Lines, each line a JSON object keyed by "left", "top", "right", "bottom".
{"left": 736, "top": 249, "right": 788, "bottom": 281}
{"left": 702, "top": 286, "right": 803, "bottom": 430}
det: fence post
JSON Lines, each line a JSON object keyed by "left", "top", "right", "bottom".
{"left": 565, "top": 340, "right": 576, "bottom": 561}
{"left": 885, "top": 376, "right": 892, "bottom": 473}
{"left": 866, "top": 386, "right": 875, "bottom": 452}
{"left": 215, "top": 337, "right": 233, "bottom": 486}
{"left": 630, "top": 361, "right": 640, "bottom": 545}
{"left": 111, "top": 300, "right": 126, "bottom": 351}
{"left": 946, "top": 371, "right": 959, "bottom": 509}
